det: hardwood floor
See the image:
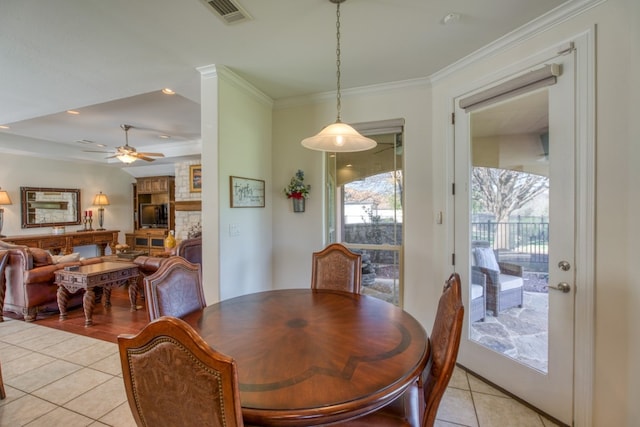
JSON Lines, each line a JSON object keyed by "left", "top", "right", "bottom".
{"left": 3, "top": 285, "right": 149, "bottom": 343}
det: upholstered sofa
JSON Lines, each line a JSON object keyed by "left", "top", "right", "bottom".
{"left": 133, "top": 237, "right": 202, "bottom": 276}
{"left": 0, "top": 241, "right": 103, "bottom": 321}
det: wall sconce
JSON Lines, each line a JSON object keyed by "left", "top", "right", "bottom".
{"left": 93, "top": 191, "right": 110, "bottom": 230}
{"left": 0, "top": 187, "right": 12, "bottom": 237}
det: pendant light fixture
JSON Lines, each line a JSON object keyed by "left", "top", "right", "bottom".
{"left": 301, "top": 0, "right": 376, "bottom": 153}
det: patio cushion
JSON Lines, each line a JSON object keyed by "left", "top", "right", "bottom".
{"left": 473, "top": 247, "right": 500, "bottom": 271}
{"left": 499, "top": 273, "right": 523, "bottom": 291}
{"left": 471, "top": 284, "right": 484, "bottom": 299}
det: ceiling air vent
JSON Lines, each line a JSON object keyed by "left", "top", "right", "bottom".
{"left": 202, "top": 0, "right": 252, "bottom": 24}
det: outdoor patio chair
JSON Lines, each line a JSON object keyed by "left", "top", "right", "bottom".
{"left": 470, "top": 269, "right": 486, "bottom": 322}
{"left": 471, "top": 240, "right": 523, "bottom": 316}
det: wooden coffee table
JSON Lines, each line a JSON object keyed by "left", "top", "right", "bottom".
{"left": 54, "top": 261, "right": 140, "bottom": 327}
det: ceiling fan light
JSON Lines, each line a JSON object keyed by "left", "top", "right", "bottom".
{"left": 301, "top": 121, "right": 376, "bottom": 152}
{"left": 118, "top": 154, "right": 137, "bottom": 164}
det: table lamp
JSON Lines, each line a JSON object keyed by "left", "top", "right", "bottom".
{"left": 93, "top": 191, "right": 110, "bottom": 230}
{"left": 0, "top": 187, "right": 12, "bottom": 238}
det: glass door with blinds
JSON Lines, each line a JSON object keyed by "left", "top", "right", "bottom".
{"left": 326, "top": 119, "right": 404, "bottom": 306}
{"left": 454, "top": 54, "right": 576, "bottom": 424}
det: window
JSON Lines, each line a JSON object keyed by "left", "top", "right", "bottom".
{"left": 326, "top": 120, "right": 404, "bottom": 305}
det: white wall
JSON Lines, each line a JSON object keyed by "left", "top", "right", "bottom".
{"left": 217, "top": 69, "right": 274, "bottom": 300}
{"left": 272, "top": 82, "right": 434, "bottom": 321}
{"left": 0, "top": 152, "right": 135, "bottom": 252}
{"left": 429, "top": 0, "right": 637, "bottom": 424}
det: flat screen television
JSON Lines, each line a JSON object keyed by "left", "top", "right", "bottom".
{"left": 139, "top": 203, "right": 168, "bottom": 228}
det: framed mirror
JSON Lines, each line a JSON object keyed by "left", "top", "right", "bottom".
{"left": 21, "top": 187, "right": 81, "bottom": 229}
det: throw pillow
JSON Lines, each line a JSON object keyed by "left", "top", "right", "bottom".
{"left": 29, "top": 248, "right": 53, "bottom": 267}
{"left": 473, "top": 247, "right": 500, "bottom": 271}
{"left": 51, "top": 253, "right": 81, "bottom": 264}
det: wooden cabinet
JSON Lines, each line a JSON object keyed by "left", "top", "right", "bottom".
{"left": 128, "top": 176, "right": 175, "bottom": 255}
{"left": 137, "top": 176, "right": 172, "bottom": 194}
{"left": 4, "top": 230, "right": 119, "bottom": 255}
{"left": 125, "top": 230, "right": 167, "bottom": 256}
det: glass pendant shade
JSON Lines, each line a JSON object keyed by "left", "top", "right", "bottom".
{"left": 301, "top": 0, "right": 377, "bottom": 153}
{"left": 301, "top": 121, "right": 377, "bottom": 152}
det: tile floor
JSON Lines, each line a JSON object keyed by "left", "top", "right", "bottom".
{"left": 0, "top": 317, "right": 560, "bottom": 427}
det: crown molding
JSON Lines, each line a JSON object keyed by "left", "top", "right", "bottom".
{"left": 430, "top": 0, "right": 607, "bottom": 83}
{"left": 274, "top": 76, "right": 430, "bottom": 110}
{"left": 198, "top": 64, "right": 274, "bottom": 108}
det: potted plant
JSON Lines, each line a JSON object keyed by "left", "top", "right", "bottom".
{"left": 284, "top": 169, "right": 310, "bottom": 212}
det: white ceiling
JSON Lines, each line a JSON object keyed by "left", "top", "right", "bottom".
{"left": 0, "top": 0, "right": 570, "bottom": 174}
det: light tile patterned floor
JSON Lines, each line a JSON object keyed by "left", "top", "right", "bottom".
{"left": 0, "top": 317, "right": 559, "bottom": 426}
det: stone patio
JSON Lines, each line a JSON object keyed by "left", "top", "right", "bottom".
{"left": 470, "top": 291, "right": 549, "bottom": 372}
{"left": 362, "top": 273, "right": 550, "bottom": 372}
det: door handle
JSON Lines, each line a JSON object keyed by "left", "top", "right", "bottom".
{"left": 548, "top": 282, "right": 571, "bottom": 293}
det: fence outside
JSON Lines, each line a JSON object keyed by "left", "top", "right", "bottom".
{"left": 472, "top": 220, "right": 549, "bottom": 272}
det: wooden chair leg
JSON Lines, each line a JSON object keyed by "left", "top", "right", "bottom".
{"left": 0, "top": 361, "right": 6, "bottom": 399}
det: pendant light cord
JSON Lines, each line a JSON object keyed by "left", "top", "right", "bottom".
{"left": 335, "top": 1, "right": 342, "bottom": 123}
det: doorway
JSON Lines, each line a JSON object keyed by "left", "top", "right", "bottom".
{"left": 453, "top": 50, "right": 582, "bottom": 424}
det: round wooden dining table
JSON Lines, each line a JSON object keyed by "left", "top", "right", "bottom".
{"left": 182, "top": 289, "right": 429, "bottom": 426}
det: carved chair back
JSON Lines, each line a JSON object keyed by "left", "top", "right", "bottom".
{"left": 421, "top": 272, "right": 465, "bottom": 426}
{"left": 118, "top": 316, "right": 244, "bottom": 427}
{"left": 311, "top": 243, "right": 362, "bottom": 294}
{"left": 144, "top": 257, "right": 205, "bottom": 322}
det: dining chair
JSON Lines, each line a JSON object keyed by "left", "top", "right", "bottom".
{"left": 143, "top": 256, "right": 206, "bottom": 321}
{"left": 118, "top": 316, "right": 244, "bottom": 427}
{"left": 311, "top": 243, "right": 362, "bottom": 294}
{"left": 335, "top": 272, "right": 464, "bottom": 427}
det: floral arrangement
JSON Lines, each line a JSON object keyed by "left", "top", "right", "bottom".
{"left": 284, "top": 169, "right": 310, "bottom": 199}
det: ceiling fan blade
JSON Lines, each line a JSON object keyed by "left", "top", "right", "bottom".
{"left": 134, "top": 154, "right": 156, "bottom": 162}
{"left": 137, "top": 152, "right": 165, "bottom": 158}
{"left": 105, "top": 154, "right": 119, "bottom": 159}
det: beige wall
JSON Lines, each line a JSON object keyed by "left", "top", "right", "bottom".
{"left": 272, "top": 82, "right": 434, "bottom": 322}
{"left": 626, "top": 0, "right": 639, "bottom": 423}
{"left": 272, "top": 0, "right": 638, "bottom": 424}
{"left": 0, "top": 152, "right": 134, "bottom": 251}
{"left": 217, "top": 69, "right": 274, "bottom": 300}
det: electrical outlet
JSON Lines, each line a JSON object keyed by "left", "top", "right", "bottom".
{"left": 229, "top": 223, "right": 240, "bottom": 237}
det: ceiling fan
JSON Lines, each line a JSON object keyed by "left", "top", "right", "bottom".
{"left": 86, "top": 124, "right": 165, "bottom": 163}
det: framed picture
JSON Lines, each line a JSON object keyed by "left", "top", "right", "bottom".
{"left": 230, "top": 176, "right": 265, "bottom": 208}
{"left": 190, "top": 165, "right": 202, "bottom": 193}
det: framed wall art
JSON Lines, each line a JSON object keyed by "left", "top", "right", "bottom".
{"left": 230, "top": 176, "right": 265, "bottom": 208}
{"left": 190, "top": 165, "right": 202, "bottom": 193}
